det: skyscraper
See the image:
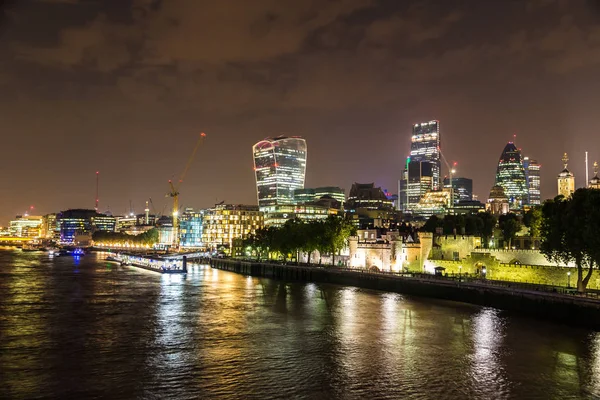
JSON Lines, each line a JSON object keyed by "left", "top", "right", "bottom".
{"left": 495, "top": 142, "right": 529, "bottom": 210}
{"left": 557, "top": 153, "right": 575, "bottom": 198}
{"left": 253, "top": 136, "right": 307, "bottom": 207}
{"left": 523, "top": 157, "right": 541, "bottom": 205}
{"left": 443, "top": 177, "right": 473, "bottom": 202}
{"left": 410, "top": 120, "right": 441, "bottom": 190}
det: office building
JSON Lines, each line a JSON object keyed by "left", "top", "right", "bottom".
{"left": 201, "top": 204, "right": 263, "bottom": 251}
{"left": 294, "top": 186, "right": 345, "bottom": 207}
{"left": 57, "top": 209, "right": 116, "bottom": 244}
{"left": 495, "top": 142, "right": 529, "bottom": 210}
{"left": 41, "top": 214, "right": 59, "bottom": 240}
{"left": 443, "top": 177, "right": 473, "bottom": 203}
{"left": 179, "top": 208, "right": 203, "bottom": 248}
{"left": 410, "top": 120, "right": 441, "bottom": 190}
{"left": 523, "top": 157, "right": 541, "bottom": 205}
{"left": 557, "top": 153, "right": 575, "bottom": 198}
{"left": 253, "top": 136, "right": 307, "bottom": 207}
{"left": 261, "top": 204, "right": 340, "bottom": 227}
{"left": 346, "top": 183, "right": 394, "bottom": 211}
{"left": 405, "top": 160, "right": 435, "bottom": 211}
{"left": 9, "top": 215, "right": 43, "bottom": 238}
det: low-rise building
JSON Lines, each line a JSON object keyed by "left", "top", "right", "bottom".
{"left": 9, "top": 215, "right": 43, "bottom": 238}
{"left": 261, "top": 203, "right": 339, "bottom": 227}
{"left": 202, "top": 204, "right": 263, "bottom": 252}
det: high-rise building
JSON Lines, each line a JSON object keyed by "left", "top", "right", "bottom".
{"left": 410, "top": 120, "right": 441, "bottom": 190}
{"left": 405, "top": 160, "right": 435, "bottom": 210}
{"left": 443, "top": 177, "right": 473, "bottom": 203}
{"left": 557, "top": 153, "right": 575, "bottom": 198}
{"left": 253, "top": 136, "right": 307, "bottom": 207}
{"left": 495, "top": 142, "right": 528, "bottom": 210}
{"left": 523, "top": 157, "right": 541, "bottom": 205}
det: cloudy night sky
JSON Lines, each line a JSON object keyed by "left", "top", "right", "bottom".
{"left": 1, "top": 0, "right": 600, "bottom": 223}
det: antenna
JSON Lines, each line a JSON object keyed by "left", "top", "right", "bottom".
{"left": 586, "top": 151, "right": 589, "bottom": 187}
{"left": 95, "top": 171, "right": 99, "bottom": 212}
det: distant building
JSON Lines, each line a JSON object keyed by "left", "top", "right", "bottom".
{"left": 411, "top": 120, "right": 441, "bottom": 190}
{"left": 523, "top": 157, "right": 541, "bottom": 205}
{"left": 9, "top": 215, "right": 42, "bottom": 238}
{"left": 179, "top": 208, "right": 203, "bottom": 248}
{"left": 486, "top": 185, "right": 510, "bottom": 216}
{"left": 411, "top": 189, "right": 452, "bottom": 219}
{"left": 201, "top": 204, "right": 263, "bottom": 252}
{"left": 253, "top": 136, "right": 307, "bottom": 207}
{"left": 294, "top": 186, "right": 345, "bottom": 207}
{"left": 443, "top": 177, "right": 473, "bottom": 203}
{"left": 41, "top": 214, "right": 59, "bottom": 240}
{"left": 590, "top": 161, "right": 600, "bottom": 189}
{"left": 116, "top": 215, "right": 137, "bottom": 232}
{"left": 495, "top": 142, "right": 528, "bottom": 210}
{"left": 346, "top": 183, "right": 394, "bottom": 211}
{"left": 56, "top": 209, "right": 116, "bottom": 244}
{"left": 261, "top": 203, "right": 340, "bottom": 227}
{"left": 557, "top": 153, "right": 575, "bottom": 198}
{"left": 451, "top": 200, "right": 485, "bottom": 215}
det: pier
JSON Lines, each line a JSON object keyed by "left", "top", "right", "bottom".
{"left": 108, "top": 253, "right": 188, "bottom": 274}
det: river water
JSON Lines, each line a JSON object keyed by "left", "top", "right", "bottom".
{"left": 1, "top": 250, "right": 599, "bottom": 399}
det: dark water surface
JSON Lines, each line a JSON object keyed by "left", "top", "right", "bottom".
{"left": 1, "top": 250, "right": 599, "bottom": 399}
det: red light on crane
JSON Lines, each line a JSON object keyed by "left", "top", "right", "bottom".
{"left": 200, "top": 132, "right": 207, "bottom": 137}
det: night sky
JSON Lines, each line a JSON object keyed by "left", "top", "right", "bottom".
{"left": 1, "top": 0, "right": 600, "bottom": 224}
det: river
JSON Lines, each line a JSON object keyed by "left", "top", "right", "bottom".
{"left": 0, "top": 249, "right": 599, "bottom": 399}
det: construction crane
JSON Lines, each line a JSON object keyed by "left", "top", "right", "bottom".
{"left": 439, "top": 147, "right": 457, "bottom": 206}
{"left": 167, "top": 132, "right": 206, "bottom": 249}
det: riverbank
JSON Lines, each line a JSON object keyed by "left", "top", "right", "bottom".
{"left": 210, "top": 258, "right": 600, "bottom": 330}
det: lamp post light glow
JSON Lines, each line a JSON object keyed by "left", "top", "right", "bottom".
{"left": 567, "top": 271, "right": 571, "bottom": 288}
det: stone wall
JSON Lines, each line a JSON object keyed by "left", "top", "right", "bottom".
{"left": 426, "top": 253, "right": 599, "bottom": 288}
{"left": 432, "top": 235, "right": 481, "bottom": 261}
{"left": 470, "top": 249, "right": 577, "bottom": 267}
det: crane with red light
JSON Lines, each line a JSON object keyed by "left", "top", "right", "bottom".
{"left": 167, "top": 132, "right": 206, "bottom": 249}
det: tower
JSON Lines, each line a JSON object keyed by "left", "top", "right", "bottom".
{"left": 523, "top": 157, "right": 541, "bottom": 205}
{"left": 410, "top": 121, "right": 441, "bottom": 190}
{"left": 557, "top": 153, "right": 575, "bottom": 198}
{"left": 253, "top": 136, "right": 307, "bottom": 207}
{"left": 495, "top": 142, "right": 528, "bottom": 210}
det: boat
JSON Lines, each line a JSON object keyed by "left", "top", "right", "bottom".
{"left": 22, "top": 244, "right": 42, "bottom": 252}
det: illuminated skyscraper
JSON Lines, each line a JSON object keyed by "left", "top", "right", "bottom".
{"left": 523, "top": 157, "right": 541, "bottom": 205}
{"left": 253, "top": 136, "right": 307, "bottom": 207}
{"left": 557, "top": 153, "right": 575, "bottom": 198}
{"left": 495, "top": 142, "right": 528, "bottom": 209}
{"left": 443, "top": 177, "right": 473, "bottom": 202}
{"left": 410, "top": 120, "right": 441, "bottom": 190}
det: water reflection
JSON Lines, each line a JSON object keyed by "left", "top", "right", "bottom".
{"left": 470, "top": 308, "right": 509, "bottom": 399}
{"left": 1, "top": 250, "right": 599, "bottom": 399}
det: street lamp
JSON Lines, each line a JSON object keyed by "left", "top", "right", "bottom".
{"left": 458, "top": 265, "right": 462, "bottom": 280}
{"left": 567, "top": 271, "right": 571, "bottom": 288}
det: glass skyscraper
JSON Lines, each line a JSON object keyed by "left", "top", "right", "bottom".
{"left": 495, "top": 142, "right": 529, "bottom": 209}
{"left": 523, "top": 157, "right": 541, "bottom": 205}
{"left": 253, "top": 136, "right": 307, "bottom": 207}
{"left": 410, "top": 120, "right": 441, "bottom": 190}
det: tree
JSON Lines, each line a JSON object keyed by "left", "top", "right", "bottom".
{"left": 523, "top": 206, "right": 542, "bottom": 239}
{"left": 498, "top": 213, "right": 522, "bottom": 248}
{"left": 478, "top": 212, "right": 497, "bottom": 249}
{"left": 422, "top": 215, "right": 442, "bottom": 233}
{"left": 541, "top": 190, "right": 600, "bottom": 293}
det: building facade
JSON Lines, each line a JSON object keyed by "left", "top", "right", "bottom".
{"left": 9, "top": 215, "right": 43, "bottom": 238}
{"left": 261, "top": 203, "right": 340, "bottom": 227}
{"left": 557, "top": 153, "right": 575, "bottom": 198}
{"left": 590, "top": 161, "right": 600, "bottom": 189}
{"left": 443, "top": 177, "right": 473, "bottom": 203}
{"left": 495, "top": 142, "right": 529, "bottom": 210}
{"left": 179, "top": 208, "right": 203, "bottom": 248}
{"left": 486, "top": 185, "right": 510, "bottom": 216}
{"left": 523, "top": 157, "right": 541, "bottom": 205}
{"left": 253, "top": 136, "right": 307, "bottom": 207}
{"left": 201, "top": 205, "right": 263, "bottom": 251}
{"left": 294, "top": 186, "right": 345, "bottom": 206}
{"left": 57, "top": 209, "right": 116, "bottom": 244}
{"left": 410, "top": 120, "right": 441, "bottom": 190}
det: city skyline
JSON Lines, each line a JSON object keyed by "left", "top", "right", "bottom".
{"left": 2, "top": 1, "right": 600, "bottom": 224}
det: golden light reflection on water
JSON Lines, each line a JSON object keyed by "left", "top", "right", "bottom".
{"left": 470, "top": 308, "right": 509, "bottom": 398}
